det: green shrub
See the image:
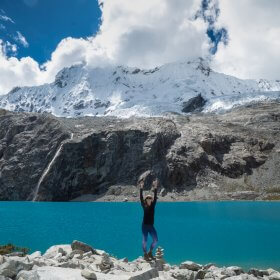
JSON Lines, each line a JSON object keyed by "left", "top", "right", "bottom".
{"left": 0, "top": 243, "right": 30, "bottom": 256}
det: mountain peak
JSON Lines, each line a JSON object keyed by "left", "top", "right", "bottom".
{"left": 0, "top": 58, "right": 279, "bottom": 117}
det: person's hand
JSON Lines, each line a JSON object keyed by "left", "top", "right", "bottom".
{"left": 152, "top": 178, "right": 159, "bottom": 189}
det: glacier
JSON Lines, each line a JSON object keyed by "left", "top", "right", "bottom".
{"left": 0, "top": 58, "right": 279, "bottom": 117}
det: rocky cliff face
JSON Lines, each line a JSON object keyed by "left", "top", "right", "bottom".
{"left": 0, "top": 102, "right": 280, "bottom": 201}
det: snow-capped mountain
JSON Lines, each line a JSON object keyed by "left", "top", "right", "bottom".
{"left": 0, "top": 58, "right": 280, "bottom": 117}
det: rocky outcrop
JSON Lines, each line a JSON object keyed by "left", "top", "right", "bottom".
{"left": 1, "top": 241, "right": 280, "bottom": 280}
{"left": 182, "top": 94, "right": 206, "bottom": 113}
{"left": 0, "top": 102, "right": 280, "bottom": 201}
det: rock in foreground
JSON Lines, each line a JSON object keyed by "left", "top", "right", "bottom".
{"left": 1, "top": 240, "right": 280, "bottom": 280}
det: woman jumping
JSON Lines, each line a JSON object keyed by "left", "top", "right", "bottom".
{"left": 139, "top": 178, "right": 159, "bottom": 261}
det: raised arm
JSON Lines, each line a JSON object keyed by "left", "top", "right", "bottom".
{"left": 152, "top": 178, "right": 159, "bottom": 206}
{"left": 139, "top": 181, "right": 145, "bottom": 207}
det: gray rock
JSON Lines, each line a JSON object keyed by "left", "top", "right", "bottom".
{"left": 179, "top": 261, "right": 202, "bottom": 271}
{"left": 172, "top": 268, "right": 196, "bottom": 280}
{"left": 16, "top": 270, "right": 39, "bottom": 280}
{"left": 69, "top": 250, "right": 84, "bottom": 258}
{"left": 99, "top": 253, "right": 113, "bottom": 272}
{"left": 0, "top": 276, "right": 12, "bottom": 280}
{"left": 0, "top": 259, "right": 33, "bottom": 278}
{"left": 182, "top": 94, "right": 206, "bottom": 113}
{"left": 0, "top": 256, "right": 4, "bottom": 265}
{"left": 71, "top": 241, "right": 97, "bottom": 254}
{"left": 268, "top": 273, "right": 280, "bottom": 280}
{"left": 202, "top": 263, "right": 216, "bottom": 270}
{"left": 58, "top": 248, "right": 67, "bottom": 256}
{"left": 29, "top": 251, "right": 41, "bottom": 259}
{"left": 43, "top": 245, "right": 72, "bottom": 259}
{"left": 196, "top": 269, "right": 207, "bottom": 279}
{"left": 227, "top": 266, "right": 244, "bottom": 275}
{"left": 5, "top": 252, "right": 24, "bottom": 257}
{"left": 81, "top": 269, "right": 97, "bottom": 279}
{"left": 226, "top": 274, "right": 258, "bottom": 280}
{"left": 128, "top": 267, "right": 159, "bottom": 280}
{"left": 248, "top": 268, "right": 269, "bottom": 277}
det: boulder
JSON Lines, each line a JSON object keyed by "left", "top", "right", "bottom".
{"left": 226, "top": 274, "right": 258, "bottom": 280}
{"left": 71, "top": 241, "right": 97, "bottom": 254}
{"left": 0, "top": 276, "right": 12, "bottom": 280}
{"left": 227, "top": 266, "right": 244, "bottom": 275}
{"left": 0, "top": 256, "right": 4, "bottom": 265}
{"left": 29, "top": 251, "right": 41, "bottom": 259}
{"left": 202, "top": 263, "right": 216, "bottom": 270}
{"left": 83, "top": 252, "right": 93, "bottom": 258}
{"left": 43, "top": 245, "right": 72, "bottom": 259}
{"left": 0, "top": 259, "right": 33, "bottom": 278}
{"left": 70, "top": 250, "right": 84, "bottom": 258}
{"left": 248, "top": 268, "right": 269, "bottom": 277}
{"left": 171, "top": 268, "right": 196, "bottom": 280}
{"left": 179, "top": 261, "right": 202, "bottom": 271}
{"left": 269, "top": 273, "right": 280, "bottom": 280}
{"left": 58, "top": 248, "right": 67, "bottom": 256}
{"left": 128, "top": 268, "right": 159, "bottom": 280}
{"left": 196, "top": 269, "right": 207, "bottom": 279}
{"left": 81, "top": 269, "right": 97, "bottom": 279}
{"left": 16, "top": 270, "right": 40, "bottom": 280}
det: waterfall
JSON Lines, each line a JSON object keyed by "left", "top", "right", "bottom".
{"left": 32, "top": 133, "right": 73, "bottom": 201}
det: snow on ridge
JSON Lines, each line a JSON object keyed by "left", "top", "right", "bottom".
{"left": 203, "top": 91, "right": 280, "bottom": 113}
{"left": 0, "top": 58, "right": 279, "bottom": 118}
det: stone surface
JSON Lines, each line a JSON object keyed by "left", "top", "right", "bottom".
{"left": 171, "top": 268, "right": 196, "bottom": 280}
{"left": 128, "top": 268, "right": 159, "bottom": 280}
{"left": 0, "top": 259, "right": 33, "bottom": 278}
{"left": 182, "top": 94, "right": 206, "bottom": 113}
{"left": 179, "top": 261, "right": 202, "bottom": 271}
{"left": 71, "top": 241, "right": 97, "bottom": 254}
{"left": 16, "top": 270, "right": 40, "bottom": 280}
{"left": 248, "top": 268, "right": 269, "bottom": 277}
{"left": 43, "top": 245, "right": 72, "bottom": 259}
{"left": 81, "top": 269, "right": 97, "bottom": 279}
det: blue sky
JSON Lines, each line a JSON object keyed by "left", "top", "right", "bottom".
{"left": 0, "top": 0, "right": 225, "bottom": 65}
{"left": 0, "top": 0, "right": 279, "bottom": 95}
{"left": 0, "top": 0, "right": 101, "bottom": 64}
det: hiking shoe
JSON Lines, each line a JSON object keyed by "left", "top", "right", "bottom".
{"left": 144, "top": 252, "right": 151, "bottom": 261}
{"left": 148, "top": 250, "right": 156, "bottom": 260}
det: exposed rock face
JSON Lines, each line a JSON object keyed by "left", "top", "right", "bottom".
{"left": 0, "top": 102, "right": 280, "bottom": 201}
{"left": 182, "top": 94, "right": 206, "bottom": 113}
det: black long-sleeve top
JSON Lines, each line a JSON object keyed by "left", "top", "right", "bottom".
{"left": 140, "top": 188, "right": 157, "bottom": 225}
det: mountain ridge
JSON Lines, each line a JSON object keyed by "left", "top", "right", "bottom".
{"left": 0, "top": 58, "right": 280, "bottom": 118}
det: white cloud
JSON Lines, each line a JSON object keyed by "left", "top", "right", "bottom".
{"left": 0, "top": 14, "right": 14, "bottom": 24}
{"left": 211, "top": 0, "right": 280, "bottom": 80}
{"left": 14, "top": 31, "right": 29, "bottom": 47}
{"left": 0, "top": 0, "right": 279, "bottom": 95}
{"left": 93, "top": 0, "right": 210, "bottom": 68}
{"left": 0, "top": 40, "right": 42, "bottom": 94}
{"left": 0, "top": 0, "right": 212, "bottom": 94}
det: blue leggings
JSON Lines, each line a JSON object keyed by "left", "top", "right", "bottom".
{"left": 142, "top": 224, "right": 158, "bottom": 253}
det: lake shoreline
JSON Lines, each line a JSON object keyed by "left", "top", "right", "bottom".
{"left": 1, "top": 240, "right": 280, "bottom": 280}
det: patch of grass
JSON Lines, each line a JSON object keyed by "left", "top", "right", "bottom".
{"left": 0, "top": 243, "right": 30, "bottom": 256}
{"left": 264, "top": 194, "right": 280, "bottom": 201}
{"left": 266, "top": 186, "right": 280, "bottom": 193}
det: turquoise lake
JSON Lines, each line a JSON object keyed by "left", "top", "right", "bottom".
{"left": 0, "top": 201, "right": 279, "bottom": 270}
